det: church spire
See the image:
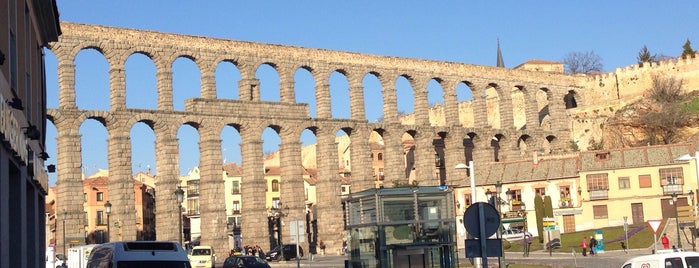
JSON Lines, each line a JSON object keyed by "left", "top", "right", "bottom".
{"left": 496, "top": 38, "right": 505, "bottom": 68}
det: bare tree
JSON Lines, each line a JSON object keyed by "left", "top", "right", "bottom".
{"left": 563, "top": 51, "right": 603, "bottom": 74}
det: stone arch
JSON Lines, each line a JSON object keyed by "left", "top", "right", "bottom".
{"left": 125, "top": 52, "right": 158, "bottom": 109}
{"left": 172, "top": 56, "right": 202, "bottom": 111}
{"left": 544, "top": 135, "right": 559, "bottom": 154}
{"left": 491, "top": 133, "right": 507, "bottom": 162}
{"left": 512, "top": 85, "right": 527, "bottom": 130}
{"left": 396, "top": 75, "right": 415, "bottom": 118}
{"left": 214, "top": 59, "right": 242, "bottom": 100}
{"left": 329, "top": 70, "right": 351, "bottom": 119}
{"left": 564, "top": 89, "right": 579, "bottom": 109}
{"left": 517, "top": 134, "right": 534, "bottom": 159}
{"left": 537, "top": 87, "right": 551, "bottom": 129}
{"left": 427, "top": 78, "right": 446, "bottom": 126}
{"left": 363, "top": 72, "right": 384, "bottom": 122}
{"left": 294, "top": 66, "right": 317, "bottom": 118}
{"left": 74, "top": 48, "right": 110, "bottom": 110}
{"left": 255, "top": 62, "right": 281, "bottom": 102}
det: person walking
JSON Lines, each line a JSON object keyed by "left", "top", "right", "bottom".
{"left": 581, "top": 237, "right": 588, "bottom": 256}
{"left": 589, "top": 236, "right": 598, "bottom": 256}
{"left": 662, "top": 233, "right": 671, "bottom": 249}
{"left": 319, "top": 240, "right": 326, "bottom": 256}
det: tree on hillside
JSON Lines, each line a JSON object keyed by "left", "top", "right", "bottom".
{"left": 682, "top": 39, "right": 697, "bottom": 59}
{"left": 637, "top": 45, "right": 657, "bottom": 67}
{"left": 607, "top": 75, "right": 696, "bottom": 146}
{"left": 563, "top": 51, "right": 603, "bottom": 74}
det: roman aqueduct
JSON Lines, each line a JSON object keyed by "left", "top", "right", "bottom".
{"left": 50, "top": 22, "right": 590, "bottom": 255}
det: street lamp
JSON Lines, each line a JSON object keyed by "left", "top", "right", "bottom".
{"left": 672, "top": 193, "right": 682, "bottom": 249}
{"left": 521, "top": 202, "right": 530, "bottom": 257}
{"left": 61, "top": 211, "right": 66, "bottom": 257}
{"left": 689, "top": 189, "right": 696, "bottom": 251}
{"left": 175, "top": 187, "right": 185, "bottom": 246}
{"left": 104, "top": 201, "right": 112, "bottom": 243}
{"left": 494, "top": 181, "right": 505, "bottom": 268}
{"left": 269, "top": 202, "right": 289, "bottom": 260}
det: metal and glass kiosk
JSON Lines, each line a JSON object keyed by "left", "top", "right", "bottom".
{"left": 342, "top": 186, "right": 458, "bottom": 268}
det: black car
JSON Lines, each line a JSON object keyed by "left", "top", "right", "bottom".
{"left": 222, "top": 255, "right": 270, "bottom": 268}
{"left": 266, "top": 244, "right": 304, "bottom": 261}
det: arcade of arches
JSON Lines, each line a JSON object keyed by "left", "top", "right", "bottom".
{"left": 49, "top": 22, "right": 580, "bottom": 256}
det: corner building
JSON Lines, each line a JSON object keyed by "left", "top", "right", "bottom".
{"left": 0, "top": 0, "right": 60, "bottom": 267}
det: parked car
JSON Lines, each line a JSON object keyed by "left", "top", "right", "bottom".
{"left": 86, "top": 241, "right": 191, "bottom": 268}
{"left": 621, "top": 251, "right": 699, "bottom": 268}
{"left": 266, "top": 244, "right": 304, "bottom": 261}
{"left": 189, "top": 245, "right": 217, "bottom": 268}
{"left": 501, "top": 228, "right": 530, "bottom": 241}
{"left": 223, "top": 255, "right": 271, "bottom": 268}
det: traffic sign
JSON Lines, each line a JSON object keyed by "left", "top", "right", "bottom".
{"left": 463, "top": 202, "right": 500, "bottom": 239}
{"left": 647, "top": 219, "right": 663, "bottom": 234}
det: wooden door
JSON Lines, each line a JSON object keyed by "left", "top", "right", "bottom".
{"left": 563, "top": 215, "right": 576, "bottom": 233}
{"left": 631, "top": 203, "right": 644, "bottom": 225}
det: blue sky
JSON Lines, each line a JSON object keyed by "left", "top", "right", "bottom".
{"left": 44, "top": 0, "right": 699, "bottom": 184}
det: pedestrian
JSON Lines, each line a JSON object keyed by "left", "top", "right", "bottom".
{"left": 662, "top": 233, "right": 670, "bottom": 249}
{"left": 581, "top": 237, "right": 588, "bottom": 256}
{"left": 319, "top": 240, "right": 326, "bottom": 256}
{"left": 589, "top": 235, "right": 597, "bottom": 256}
{"left": 672, "top": 245, "right": 679, "bottom": 252}
{"left": 257, "top": 245, "right": 265, "bottom": 260}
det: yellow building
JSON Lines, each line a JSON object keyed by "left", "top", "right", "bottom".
{"left": 578, "top": 144, "right": 699, "bottom": 233}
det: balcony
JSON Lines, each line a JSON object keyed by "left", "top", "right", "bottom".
{"left": 589, "top": 189, "right": 608, "bottom": 200}
{"left": 663, "top": 184, "right": 683, "bottom": 195}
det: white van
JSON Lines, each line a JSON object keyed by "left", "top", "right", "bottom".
{"left": 621, "top": 251, "right": 699, "bottom": 268}
{"left": 86, "top": 241, "right": 191, "bottom": 268}
{"left": 188, "top": 245, "right": 216, "bottom": 268}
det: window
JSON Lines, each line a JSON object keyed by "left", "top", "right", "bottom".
{"left": 232, "top": 201, "right": 240, "bottom": 214}
{"left": 535, "top": 187, "right": 546, "bottom": 196}
{"left": 586, "top": 173, "right": 609, "bottom": 191}
{"left": 618, "top": 177, "right": 630, "bottom": 189}
{"left": 593, "top": 205, "right": 608, "bottom": 219}
{"left": 511, "top": 189, "right": 522, "bottom": 202}
{"left": 378, "top": 169, "right": 384, "bottom": 181}
{"left": 96, "top": 192, "right": 104, "bottom": 201}
{"left": 559, "top": 186, "right": 570, "bottom": 199}
{"left": 231, "top": 181, "right": 240, "bottom": 194}
{"left": 97, "top": 211, "right": 105, "bottom": 225}
{"left": 639, "top": 175, "right": 652, "bottom": 188}
{"left": 187, "top": 180, "right": 200, "bottom": 196}
{"left": 187, "top": 199, "right": 200, "bottom": 215}
{"left": 463, "top": 194, "right": 472, "bottom": 206}
{"left": 272, "top": 180, "right": 279, "bottom": 192}
{"left": 84, "top": 193, "right": 87, "bottom": 202}
{"left": 377, "top": 153, "right": 383, "bottom": 161}
{"left": 660, "top": 167, "right": 684, "bottom": 186}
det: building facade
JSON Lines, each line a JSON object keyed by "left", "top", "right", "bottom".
{"left": 0, "top": 0, "right": 60, "bottom": 267}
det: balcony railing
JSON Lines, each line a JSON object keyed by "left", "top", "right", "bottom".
{"left": 663, "top": 184, "right": 683, "bottom": 195}
{"left": 589, "top": 189, "right": 608, "bottom": 200}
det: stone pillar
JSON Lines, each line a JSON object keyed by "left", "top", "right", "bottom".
{"left": 279, "top": 66, "right": 296, "bottom": 103}
{"left": 156, "top": 68, "right": 174, "bottom": 111}
{"left": 548, "top": 88, "right": 572, "bottom": 152}
{"left": 240, "top": 136, "right": 268, "bottom": 249}
{"left": 107, "top": 132, "right": 137, "bottom": 241}
{"left": 198, "top": 127, "right": 228, "bottom": 256}
{"left": 56, "top": 60, "right": 77, "bottom": 110}
{"left": 350, "top": 127, "right": 373, "bottom": 191}
{"left": 348, "top": 75, "right": 366, "bottom": 120}
{"left": 315, "top": 127, "right": 344, "bottom": 254}
{"left": 238, "top": 78, "right": 260, "bottom": 102}
{"left": 413, "top": 79, "right": 430, "bottom": 126}
{"left": 524, "top": 85, "right": 539, "bottom": 130}
{"left": 380, "top": 76, "right": 399, "bottom": 123}
{"left": 55, "top": 129, "right": 83, "bottom": 256}
{"left": 279, "top": 138, "right": 307, "bottom": 249}
{"left": 154, "top": 126, "right": 181, "bottom": 243}
{"left": 498, "top": 84, "right": 515, "bottom": 130}
{"left": 109, "top": 65, "right": 126, "bottom": 110}
{"left": 414, "top": 130, "right": 437, "bottom": 185}
{"left": 443, "top": 79, "right": 460, "bottom": 127}
{"left": 444, "top": 129, "right": 466, "bottom": 186}
{"left": 472, "top": 84, "right": 489, "bottom": 129}
{"left": 315, "top": 68, "right": 332, "bottom": 119}
{"left": 200, "top": 63, "right": 217, "bottom": 99}
{"left": 382, "top": 126, "right": 406, "bottom": 187}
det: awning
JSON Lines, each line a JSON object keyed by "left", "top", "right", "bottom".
{"left": 502, "top": 217, "right": 525, "bottom": 224}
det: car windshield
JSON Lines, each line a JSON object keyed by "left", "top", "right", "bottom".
{"left": 242, "top": 257, "right": 266, "bottom": 264}
{"left": 116, "top": 260, "right": 191, "bottom": 268}
{"left": 192, "top": 249, "right": 211, "bottom": 255}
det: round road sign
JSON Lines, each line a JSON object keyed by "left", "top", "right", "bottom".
{"left": 463, "top": 202, "right": 500, "bottom": 239}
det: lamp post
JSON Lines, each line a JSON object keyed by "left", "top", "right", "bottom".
{"left": 269, "top": 202, "right": 289, "bottom": 260}
{"left": 494, "top": 181, "right": 505, "bottom": 268}
{"left": 672, "top": 192, "right": 682, "bottom": 249}
{"left": 175, "top": 187, "right": 185, "bottom": 246}
{"left": 104, "top": 201, "right": 112, "bottom": 243}
{"left": 689, "top": 189, "right": 696, "bottom": 251}
{"left": 455, "top": 161, "right": 480, "bottom": 268}
{"left": 521, "top": 202, "right": 529, "bottom": 257}
{"left": 61, "top": 211, "right": 66, "bottom": 256}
